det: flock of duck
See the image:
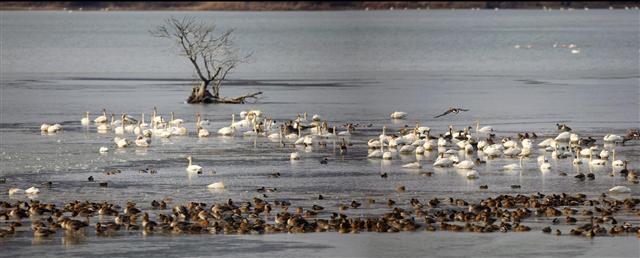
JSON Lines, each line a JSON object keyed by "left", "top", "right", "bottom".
{"left": 3, "top": 108, "right": 637, "bottom": 241}
{"left": 1, "top": 191, "right": 639, "bottom": 239}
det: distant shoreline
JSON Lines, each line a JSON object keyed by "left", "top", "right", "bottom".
{"left": 2, "top": 1, "right": 640, "bottom": 11}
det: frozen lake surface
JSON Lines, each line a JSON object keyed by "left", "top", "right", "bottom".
{"left": 1, "top": 10, "right": 639, "bottom": 257}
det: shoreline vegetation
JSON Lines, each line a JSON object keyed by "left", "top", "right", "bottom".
{"left": 2, "top": 1, "right": 640, "bottom": 11}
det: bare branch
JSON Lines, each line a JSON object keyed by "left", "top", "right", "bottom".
{"left": 151, "top": 16, "right": 252, "bottom": 102}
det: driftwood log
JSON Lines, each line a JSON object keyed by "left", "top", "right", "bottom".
{"left": 187, "top": 83, "right": 262, "bottom": 104}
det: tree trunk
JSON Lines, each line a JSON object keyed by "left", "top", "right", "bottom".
{"left": 187, "top": 81, "right": 215, "bottom": 104}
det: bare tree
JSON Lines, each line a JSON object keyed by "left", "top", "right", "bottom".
{"left": 151, "top": 16, "right": 261, "bottom": 104}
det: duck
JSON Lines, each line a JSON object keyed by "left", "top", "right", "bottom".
{"left": 33, "top": 226, "right": 56, "bottom": 237}
{"left": 390, "top": 111, "right": 408, "bottom": 119}
{"left": 186, "top": 156, "right": 203, "bottom": 173}
{"left": 556, "top": 123, "right": 572, "bottom": 132}
{"left": 81, "top": 111, "right": 90, "bottom": 125}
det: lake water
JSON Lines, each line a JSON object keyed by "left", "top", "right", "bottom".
{"left": 0, "top": 10, "right": 639, "bottom": 258}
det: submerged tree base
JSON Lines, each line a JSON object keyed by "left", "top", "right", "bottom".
{"left": 187, "top": 89, "right": 263, "bottom": 104}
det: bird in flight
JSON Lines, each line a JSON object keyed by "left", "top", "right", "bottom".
{"left": 433, "top": 107, "right": 470, "bottom": 118}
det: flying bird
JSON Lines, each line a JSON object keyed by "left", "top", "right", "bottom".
{"left": 433, "top": 107, "right": 470, "bottom": 118}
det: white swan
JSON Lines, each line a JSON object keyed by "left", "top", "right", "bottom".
{"left": 433, "top": 153, "right": 453, "bottom": 167}
{"left": 116, "top": 137, "right": 130, "bottom": 148}
{"left": 466, "top": 170, "right": 479, "bottom": 179}
{"left": 40, "top": 123, "right": 50, "bottom": 131}
{"left": 454, "top": 160, "right": 475, "bottom": 170}
{"left": 572, "top": 152, "right": 583, "bottom": 165}
{"left": 218, "top": 114, "right": 236, "bottom": 136}
{"left": 503, "top": 157, "right": 524, "bottom": 170}
{"left": 152, "top": 107, "right": 164, "bottom": 126}
{"left": 139, "top": 113, "right": 148, "bottom": 128}
{"left": 368, "top": 148, "right": 383, "bottom": 159}
{"left": 168, "top": 112, "right": 184, "bottom": 127}
{"left": 81, "top": 111, "right": 90, "bottom": 125}
{"left": 603, "top": 134, "right": 624, "bottom": 143}
{"left": 611, "top": 149, "right": 624, "bottom": 168}
{"left": 114, "top": 114, "right": 126, "bottom": 135}
{"left": 402, "top": 161, "right": 422, "bottom": 169}
{"left": 8, "top": 188, "right": 24, "bottom": 195}
{"left": 198, "top": 126, "right": 210, "bottom": 138}
{"left": 503, "top": 147, "right": 521, "bottom": 157}
{"left": 99, "top": 146, "right": 109, "bottom": 153}
{"left": 538, "top": 138, "right": 555, "bottom": 148}
{"left": 502, "top": 139, "right": 518, "bottom": 149}
{"left": 207, "top": 181, "right": 225, "bottom": 189}
{"left": 290, "top": 152, "right": 300, "bottom": 160}
{"left": 570, "top": 133, "right": 579, "bottom": 144}
{"left": 476, "top": 120, "right": 493, "bottom": 134}
{"left": 170, "top": 125, "right": 188, "bottom": 136}
{"left": 580, "top": 146, "right": 598, "bottom": 157}
{"left": 599, "top": 149, "right": 609, "bottom": 159}
{"left": 390, "top": 111, "right": 408, "bottom": 119}
{"left": 382, "top": 150, "right": 393, "bottom": 160}
{"left": 539, "top": 159, "right": 551, "bottom": 172}
{"left": 94, "top": 109, "right": 108, "bottom": 124}
{"left": 135, "top": 135, "right": 150, "bottom": 147}
{"left": 608, "top": 186, "right": 630, "bottom": 194}
{"left": 423, "top": 139, "right": 436, "bottom": 150}
{"left": 589, "top": 153, "right": 606, "bottom": 167}
{"left": 554, "top": 132, "right": 571, "bottom": 142}
{"left": 186, "top": 156, "right": 203, "bottom": 173}
{"left": 482, "top": 144, "right": 502, "bottom": 158}
{"left": 415, "top": 146, "right": 425, "bottom": 154}
{"left": 196, "top": 114, "right": 210, "bottom": 138}
{"left": 25, "top": 186, "right": 40, "bottom": 195}
{"left": 399, "top": 144, "right": 416, "bottom": 154}
{"left": 47, "top": 124, "right": 62, "bottom": 133}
